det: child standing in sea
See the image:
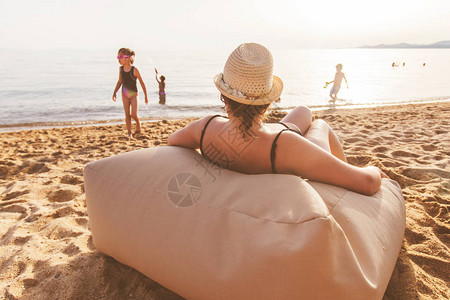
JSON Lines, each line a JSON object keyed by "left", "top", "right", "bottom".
{"left": 112, "top": 48, "right": 149, "bottom": 138}
{"left": 325, "top": 63, "right": 348, "bottom": 103}
{"left": 155, "top": 68, "right": 166, "bottom": 104}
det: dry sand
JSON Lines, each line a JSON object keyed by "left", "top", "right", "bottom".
{"left": 0, "top": 102, "right": 449, "bottom": 299}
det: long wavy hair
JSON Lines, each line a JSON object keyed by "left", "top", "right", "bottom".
{"left": 221, "top": 94, "right": 271, "bottom": 140}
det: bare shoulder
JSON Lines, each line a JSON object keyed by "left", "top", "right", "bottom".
{"left": 188, "top": 115, "right": 215, "bottom": 130}
{"left": 168, "top": 115, "right": 217, "bottom": 148}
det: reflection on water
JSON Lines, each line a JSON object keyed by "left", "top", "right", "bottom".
{"left": 0, "top": 48, "right": 449, "bottom": 128}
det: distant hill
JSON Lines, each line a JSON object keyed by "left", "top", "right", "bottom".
{"left": 359, "top": 40, "right": 450, "bottom": 48}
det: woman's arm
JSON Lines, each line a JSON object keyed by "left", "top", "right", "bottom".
{"left": 168, "top": 116, "right": 211, "bottom": 149}
{"left": 276, "top": 131, "right": 382, "bottom": 195}
{"left": 134, "top": 68, "right": 148, "bottom": 104}
{"left": 112, "top": 68, "right": 122, "bottom": 101}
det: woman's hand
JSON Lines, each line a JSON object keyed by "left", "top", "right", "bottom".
{"left": 112, "top": 94, "right": 116, "bottom": 102}
{"left": 145, "top": 96, "right": 148, "bottom": 105}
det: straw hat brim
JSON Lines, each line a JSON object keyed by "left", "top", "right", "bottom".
{"left": 214, "top": 73, "right": 283, "bottom": 105}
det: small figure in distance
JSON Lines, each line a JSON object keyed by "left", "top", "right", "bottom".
{"left": 112, "top": 47, "right": 149, "bottom": 138}
{"left": 326, "top": 63, "right": 348, "bottom": 104}
{"left": 423, "top": 63, "right": 426, "bottom": 67}
{"left": 155, "top": 68, "right": 166, "bottom": 105}
{"left": 403, "top": 62, "right": 406, "bottom": 67}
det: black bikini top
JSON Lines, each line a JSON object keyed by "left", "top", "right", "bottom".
{"left": 199, "top": 115, "right": 302, "bottom": 174}
{"left": 270, "top": 122, "right": 303, "bottom": 173}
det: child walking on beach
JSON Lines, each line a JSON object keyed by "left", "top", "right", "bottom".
{"left": 326, "top": 64, "right": 348, "bottom": 103}
{"left": 112, "top": 48, "right": 148, "bottom": 138}
{"left": 155, "top": 68, "right": 166, "bottom": 104}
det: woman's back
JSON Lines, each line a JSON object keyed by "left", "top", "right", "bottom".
{"left": 199, "top": 116, "right": 277, "bottom": 174}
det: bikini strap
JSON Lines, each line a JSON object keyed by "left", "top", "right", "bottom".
{"left": 279, "top": 121, "right": 290, "bottom": 130}
{"left": 270, "top": 129, "right": 290, "bottom": 173}
{"left": 279, "top": 121, "right": 303, "bottom": 136}
{"left": 199, "top": 115, "right": 227, "bottom": 154}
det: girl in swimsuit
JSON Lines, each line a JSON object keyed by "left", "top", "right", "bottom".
{"left": 168, "top": 43, "right": 387, "bottom": 195}
{"left": 112, "top": 48, "right": 149, "bottom": 138}
{"left": 155, "top": 68, "right": 166, "bottom": 104}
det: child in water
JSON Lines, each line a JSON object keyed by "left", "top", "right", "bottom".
{"left": 155, "top": 68, "right": 166, "bottom": 104}
{"left": 112, "top": 48, "right": 148, "bottom": 138}
{"left": 326, "top": 64, "right": 348, "bottom": 103}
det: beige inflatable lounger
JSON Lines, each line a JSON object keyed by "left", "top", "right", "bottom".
{"left": 84, "top": 146, "right": 405, "bottom": 300}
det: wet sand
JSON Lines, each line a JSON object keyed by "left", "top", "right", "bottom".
{"left": 1, "top": 102, "right": 449, "bottom": 299}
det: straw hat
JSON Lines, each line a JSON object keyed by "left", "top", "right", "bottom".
{"left": 214, "top": 43, "right": 283, "bottom": 105}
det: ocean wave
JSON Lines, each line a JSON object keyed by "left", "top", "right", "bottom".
{"left": 1, "top": 98, "right": 449, "bottom": 132}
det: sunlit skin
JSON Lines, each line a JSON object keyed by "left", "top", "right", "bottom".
{"left": 168, "top": 104, "right": 388, "bottom": 196}
{"left": 112, "top": 52, "right": 148, "bottom": 137}
{"left": 326, "top": 64, "right": 348, "bottom": 102}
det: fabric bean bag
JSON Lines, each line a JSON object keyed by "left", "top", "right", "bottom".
{"left": 84, "top": 146, "right": 405, "bottom": 300}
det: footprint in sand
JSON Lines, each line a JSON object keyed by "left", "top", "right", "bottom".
{"left": 13, "top": 235, "right": 32, "bottom": 245}
{"left": 402, "top": 167, "right": 449, "bottom": 181}
{"left": 69, "top": 167, "right": 84, "bottom": 177}
{"left": 407, "top": 252, "right": 449, "bottom": 285}
{"left": 60, "top": 175, "right": 83, "bottom": 185}
{"left": 0, "top": 204, "right": 28, "bottom": 220}
{"left": 344, "top": 137, "right": 363, "bottom": 144}
{"left": 422, "top": 201, "right": 447, "bottom": 220}
{"left": 404, "top": 227, "right": 427, "bottom": 245}
{"left": 48, "top": 187, "right": 79, "bottom": 203}
{"left": 391, "top": 150, "right": 420, "bottom": 158}
{"left": 42, "top": 221, "right": 84, "bottom": 240}
{"left": 421, "top": 144, "right": 439, "bottom": 152}
{"left": 381, "top": 159, "right": 403, "bottom": 168}
{"left": 433, "top": 222, "right": 449, "bottom": 241}
{"left": 22, "top": 278, "right": 39, "bottom": 289}
{"left": 75, "top": 217, "right": 89, "bottom": 227}
{"left": 372, "top": 146, "right": 389, "bottom": 153}
{"left": 62, "top": 243, "right": 81, "bottom": 256}
{"left": 3, "top": 189, "right": 30, "bottom": 201}
{"left": 52, "top": 151, "right": 63, "bottom": 157}
{"left": 20, "top": 160, "right": 51, "bottom": 174}
{"left": 51, "top": 207, "right": 78, "bottom": 218}
{"left": 374, "top": 153, "right": 389, "bottom": 159}
{"left": 347, "top": 155, "right": 372, "bottom": 166}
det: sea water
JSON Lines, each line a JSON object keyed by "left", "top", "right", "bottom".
{"left": 0, "top": 48, "right": 449, "bottom": 131}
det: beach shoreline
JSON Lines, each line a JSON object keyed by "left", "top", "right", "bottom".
{"left": 1, "top": 102, "right": 449, "bottom": 299}
{"left": 1, "top": 98, "right": 449, "bottom": 133}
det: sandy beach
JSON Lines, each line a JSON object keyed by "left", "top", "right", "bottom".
{"left": 0, "top": 101, "right": 449, "bottom": 299}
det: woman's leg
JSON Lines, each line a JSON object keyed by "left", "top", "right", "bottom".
{"left": 280, "top": 105, "right": 313, "bottom": 135}
{"left": 304, "top": 119, "right": 347, "bottom": 162}
{"left": 122, "top": 94, "right": 132, "bottom": 136}
{"left": 130, "top": 94, "right": 141, "bottom": 132}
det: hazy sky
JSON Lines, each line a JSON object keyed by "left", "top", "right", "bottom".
{"left": 1, "top": 0, "right": 449, "bottom": 50}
